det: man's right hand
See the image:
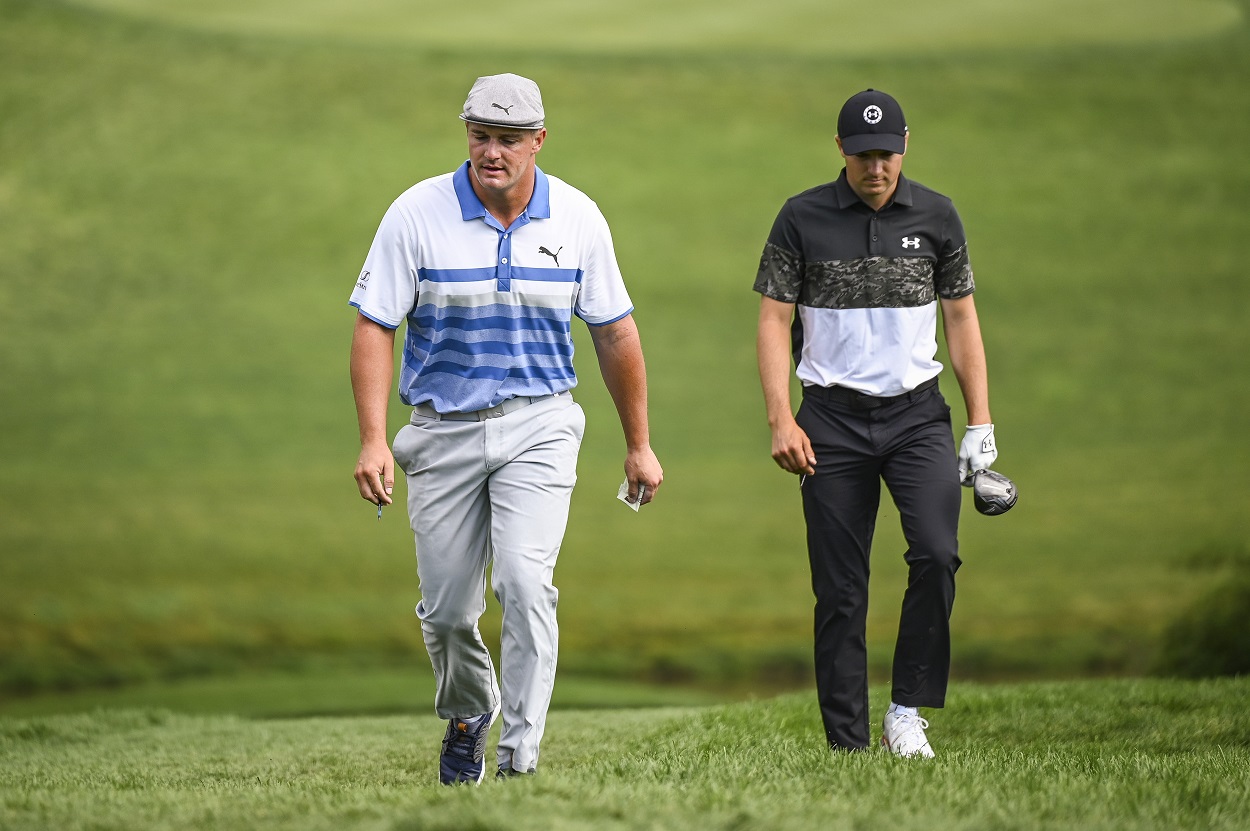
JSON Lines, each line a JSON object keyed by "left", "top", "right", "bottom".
{"left": 354, "top": 440, "right": 395, "bottom": 506}
{"left": 771, "top": 417, "right": 816, "bottom": 476}
{"left": 757, "top": 297, "right": 814, "bottom": 478}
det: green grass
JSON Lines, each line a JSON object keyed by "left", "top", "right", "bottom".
{"left": 60, "top": 0, "right": 1244, "bottom": 54}
{"left": 0, "top": 666, "right": 724, "bottom": 720}
{"left": 2, "top": 0, "right": 1250, "bottom": 710}
{"left": 2, "top": 678, "right": 1248, "bottom": 830}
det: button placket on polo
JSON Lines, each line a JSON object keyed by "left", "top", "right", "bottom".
{"left": 496, "top": 229, "right": 512, "bottom": 291}
{"left": 493, "top": 210, "right": 532, "bottom": 291}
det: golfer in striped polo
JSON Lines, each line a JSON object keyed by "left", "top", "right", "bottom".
{"left": 349, "top": 73, "right": 663, "bottom": 784}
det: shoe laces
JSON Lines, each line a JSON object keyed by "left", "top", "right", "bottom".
{"left": 894, "top": 711, "right": 929, "bottom": 733}
{"left": 442, "top": 714, "right": 490, "bottom": 761}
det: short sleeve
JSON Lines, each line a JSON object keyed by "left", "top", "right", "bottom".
{"left": 935, "top": 204, "right": 975, "bottom": 299}
{"left": 349, "top": 201, "right": 419, "bottom": 328}
{"left": 574, "top": 204, "right": 633, "bottom": 326}
{"left": 753, "top": 201, "right": 804, "bottom": 303}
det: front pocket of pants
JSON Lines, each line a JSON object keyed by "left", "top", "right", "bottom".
{"left": 392, "top": 423, "right": 428, "bottom": 476}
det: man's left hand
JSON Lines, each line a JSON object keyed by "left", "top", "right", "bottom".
{"left": 623, "top": 445, "right": 664, "bottom": 505}
{"left": 958, "top": 423, "right": 997, "bottom": 485}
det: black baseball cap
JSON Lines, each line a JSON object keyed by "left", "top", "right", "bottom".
{"left": 837, "top": 89, "right": 908, "bottom": 155}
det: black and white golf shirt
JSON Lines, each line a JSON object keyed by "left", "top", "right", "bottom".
{"left": 754, "top": 170, "right": 975, "bottom": 397}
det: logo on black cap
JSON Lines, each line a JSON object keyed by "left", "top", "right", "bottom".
{"left": 838, "top": 89, "right": 908, "bottom": 156}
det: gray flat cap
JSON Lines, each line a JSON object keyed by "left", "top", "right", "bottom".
{"left": 459, "top": 73, "right": 545, "bottom": 129}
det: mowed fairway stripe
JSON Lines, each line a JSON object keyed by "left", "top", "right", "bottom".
{"left": 62, "top": 0, "right": 1242, "bottom": 54}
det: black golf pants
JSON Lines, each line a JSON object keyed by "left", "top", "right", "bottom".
{"left": 796, "top": 381, "right": 962, "bottom": 751}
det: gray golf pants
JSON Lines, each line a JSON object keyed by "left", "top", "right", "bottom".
{"left": 391, "top": 392, "right": 585, "bottom": 773}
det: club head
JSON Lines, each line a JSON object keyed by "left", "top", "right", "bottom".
{"left": 972, "top": 469, "right": 1018, "bottom": 516}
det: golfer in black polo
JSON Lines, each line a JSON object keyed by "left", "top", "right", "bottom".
{"left": 754, "top": 89, "right": 998, "bottom": 757}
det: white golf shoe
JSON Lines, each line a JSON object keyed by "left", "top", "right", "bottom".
{"left": 881, "top": 708, "right": 935, "bottom": 758}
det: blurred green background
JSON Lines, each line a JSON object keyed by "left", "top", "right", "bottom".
{"left": 2, "top": 0, "right": 1247, "bottom": 717}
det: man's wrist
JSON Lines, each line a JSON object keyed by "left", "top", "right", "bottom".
{"left": 766, "top": 408, "right": 797, "bottom": 429}
{"left": 625, "top": 440, "right": 653, "bottom": 455}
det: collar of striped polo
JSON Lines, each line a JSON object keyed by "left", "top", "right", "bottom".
{"left": 452, "top": 161, "right": 552, "bottom": 229}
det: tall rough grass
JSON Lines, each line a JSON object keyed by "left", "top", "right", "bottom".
{"left": 2, "top": 679, "right": 1247, "bottom": 830}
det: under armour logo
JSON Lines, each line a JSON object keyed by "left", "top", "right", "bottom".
{"left": 491, "top": 103, "right": 513, "bottom": 114}
{"left": 901, "top": 237, "right": 921, "bottom": 249}
{"left": 981, "top": 433, "right": 997, "bottom": 454}
{"left": 539, "top": 245, "right": 563, "bottom": 267}
{"left": 863, "top": 105, "right": 883, "bottom": 124}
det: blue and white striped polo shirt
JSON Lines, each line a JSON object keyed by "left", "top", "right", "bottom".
{"left": 350, "top": 162, "right": 634, "bottom": 413}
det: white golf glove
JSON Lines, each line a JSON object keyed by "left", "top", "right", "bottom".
{"left": 958, "top": 424, "right": 997, "bottom": 485}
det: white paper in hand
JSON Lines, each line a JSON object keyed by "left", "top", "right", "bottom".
{"left": 616, "top": 479, "right": 645, "bottom": 512}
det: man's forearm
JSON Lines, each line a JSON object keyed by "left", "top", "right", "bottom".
{"left": 757, "top": 297, "right": 797, "bottom": 426}
{"left": 757, "top": 296, "right": 815, "bottom": 475}
{"left": 350, "top": 314, "right": 397, "bottom": 445}
{"left": 589, "top": 315, "right": 650, "bottom": 449}
{"left": 941, "top": 296, "right": 991, "bottom": 425}
{"left": 589, "top": 314, "right": 663, "bottom": 503}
